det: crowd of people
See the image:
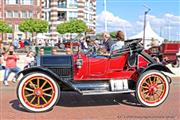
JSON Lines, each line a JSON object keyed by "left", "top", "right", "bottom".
{"left": 0, "top": 30, "right": 125, "bottom": 86}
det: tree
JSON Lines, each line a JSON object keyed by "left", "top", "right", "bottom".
{"left": 56, "top": 21, "right": 70, "bottom": 34}
{"left": 57, "top": 19, "right": 87, "bottom": 38}
{"left": 110, "top": 31, "right": 117, "bottom": 38}
{"left": 19, "top": 18, "right": 48, "bottom": 45}
{"left": 0, "top": 20, "right": 13, "bottom": 48}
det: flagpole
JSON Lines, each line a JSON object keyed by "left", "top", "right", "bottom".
{"left": 104, "top": 0, "right": 107, "bottom": 32}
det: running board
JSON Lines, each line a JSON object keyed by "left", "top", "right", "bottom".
{"left": 81, "top": 89, "right": 135, "bottom": 95}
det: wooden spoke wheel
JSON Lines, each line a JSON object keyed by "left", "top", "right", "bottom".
{"left": 136, "top": 70, "right": 170, "bottom": 107}
{"left": 17, "top": 73, "right": 60, "bottom": 112}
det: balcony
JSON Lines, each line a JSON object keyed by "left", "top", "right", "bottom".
{"left": 58, "top": 0, "right": 67, "bottom": 8}
{"left": 69, "top": 4, "right": 78, "bottom": 8}
{"left": 58, "top": 12, "right": 67, "bottom": 21}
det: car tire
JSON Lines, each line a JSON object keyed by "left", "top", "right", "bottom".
{"left": 172, "top": 58, "right": 180, "bottom": 68}
{"left": 136, "top": 70, "right": 170, "bottom": 107}
{"left": 17, "top": 72, "right": 60, "bottom": 112}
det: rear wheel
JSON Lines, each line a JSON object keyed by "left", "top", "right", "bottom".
{"left": 17, "top": 72, "right": 60, "bottom": 112}
{"left": 136, "top": 70, "right": 170, "bottom": 107}
{"left": 172, "top": 58, "right": 180, "bottom": 68}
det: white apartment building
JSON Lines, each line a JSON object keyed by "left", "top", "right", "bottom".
{"left": 42, "top": 0, "right": 96, "bottom": 40}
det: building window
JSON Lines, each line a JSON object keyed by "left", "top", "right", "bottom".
{"left": 85, "top": 0, "right": 89, "bottom": 9}
{"left": 44, "top": 12, "right": 47, "bottom": 20}
{"left": 49, "top": 11, "right": 51, "bottom": 20}
{"left": 21, "top": 0, "right": 33, "bottom": 5}
{"left": 58, "top": 12, "right": 66, "bottom": 21}
{"left": 29, "top": 11, "right": 33, "bottom": 18}
{"left": 84, "top": 13, "right": 88, "bottom": 21}
{"left": 21, "top": 11, "right": 27, "bottom": 18}
{"left": 89, "top": 2, "right": 94, "bottom": 12}
{"left": 89, "top": 14, "right": 93, "bottom": 22}
{"left": 58, "top": 0, "right": 67, "bottom": 8}
{"left": 15, "top": 25, "right": 20, "bottom": 32}
{"left": 27, "top": 11, "right": 33, "bottom": 18}
{"left": 6, "top": 11, "right": 13, "bottom": 18}
{"left": 14, "top": 11, "right": 19, "bottom": 18}
{"left": 6, "top": 0, "right": 18, "bottom": 4}
{"left": 69, "top": 0, "right": 77, "bottom": 8}
{"left": 44, "top": 0, "right": 50, "bottom": 8}
{"left": 44, "top": 12, "right": 50, "bottom": 21}
{"left": 69, "top": 11, "right": 77, "bottom": 20}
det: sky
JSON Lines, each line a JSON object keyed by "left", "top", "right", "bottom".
{"left": 96, "top": 0, "right": 180, "bottom": 40}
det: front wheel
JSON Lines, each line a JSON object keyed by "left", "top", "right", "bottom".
{"left": 136, "top": 70, "right": 170, "bottom": 107}
{"left": 17, "top": 72, "right": 60, "bottom": 112}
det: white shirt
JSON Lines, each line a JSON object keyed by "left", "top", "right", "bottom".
{"left": 110, "top": 41, "right": 124, "bottom": 52}
{"left": 25, "top": 56, "right": 35, "bottom": 66}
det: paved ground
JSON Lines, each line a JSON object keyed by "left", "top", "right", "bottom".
{"left": 0, "top": 77, "right": 179, "bottom": 120}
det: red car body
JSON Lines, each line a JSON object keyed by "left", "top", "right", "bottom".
{"left": 73, "top": 52, "right": 149, "bottom": 81}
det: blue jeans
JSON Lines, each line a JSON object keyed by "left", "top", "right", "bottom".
{"left": 4, "top": 67, "right": 21, "bottom": 81}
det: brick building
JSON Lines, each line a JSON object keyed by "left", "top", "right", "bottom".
{"left": 0, "top": 0, "right": 42, "bottom": 41}
{"left": 42, "top": 0, "right": 96, "bottom": 40}
{"left": 0, "top": 0, "right": 96, "bottom": 41}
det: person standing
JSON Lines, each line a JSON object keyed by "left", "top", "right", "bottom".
{"left": 39, "top": 47, "right": 44, "bottom": 56}
{"left": 3, "top": 46, "right": 21, "bottom": 86}
{"left": 12, "top": 39, "right": 19, "bottom": 50}
{"left": 24, "top": 51, "right": 35, "bottom": 69}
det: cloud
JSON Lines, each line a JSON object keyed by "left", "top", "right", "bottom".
{"left": 96, "top": 12, "right": 180, "bottom": 40}
{"left": 137, "top": 13, "right": 180, "bottom": 27}
{"left": 164, "top": 13, "right": 180, "bottom": 26}
{"left": 96, "top": 11, "right": 132, "bottom": 33}
{"left": 133, "top": 13, "right": 180, "bottom": 40}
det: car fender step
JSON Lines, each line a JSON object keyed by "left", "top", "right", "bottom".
{"left": 81, "top": 89, "right": 135, "bottom": 96}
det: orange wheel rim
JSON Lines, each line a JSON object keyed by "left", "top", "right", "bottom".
{"left": 140, "top": 74, "right": 166, "bottom": 104}
{"left": 22, "top": 76, "right": 56, "bottom": 109}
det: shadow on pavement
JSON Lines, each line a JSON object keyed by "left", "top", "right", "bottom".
{"left": 9, "top": 99, "right": 53, "bottom": 112}
{"left": 9, "top": 92, "right": 142, "bottom": 112}
{"left": 9, "top": 99, "right": 29, "bottom": 113}
{"left": 57, "top": 92, "right": 142, "bottom": 107}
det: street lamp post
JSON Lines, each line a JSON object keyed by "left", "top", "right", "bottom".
{"left": 143, "top": 6, "right": 151, "bottom": 47}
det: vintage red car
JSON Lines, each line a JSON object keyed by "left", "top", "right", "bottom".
{"left": 16, "top": 39, "right": 173, "bottom": 112}
{"left": 148, "top": 41, "right": 180, "bottom": 67}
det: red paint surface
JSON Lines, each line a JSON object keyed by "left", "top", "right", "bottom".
{"left": 73, "top": 52, "right": 150, "bottom": 81}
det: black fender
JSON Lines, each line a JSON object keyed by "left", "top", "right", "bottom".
{"left": 143, "top": 63, "right": 173, "bottom": 74}
{"left": 17, "top": 67, "right": 79, "bottom": 91}
{"left": 140, "top": 63, "right": 173, "bottom": 84}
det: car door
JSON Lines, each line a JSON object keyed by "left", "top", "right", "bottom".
{"left": 108, "top": 54, "right": 128, "bottom": 72}
{"left": 88, "top": 57, "right": 108, "bottom": 78}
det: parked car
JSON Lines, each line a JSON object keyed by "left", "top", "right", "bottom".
{"left": 16, "top": 38, "right": 172, "bottom": 112}
{"left": 148, "top": 41, "right": 180, "bottom": 67}
{"left": 63, "top": 40, "right": 79, "bottom": 48}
